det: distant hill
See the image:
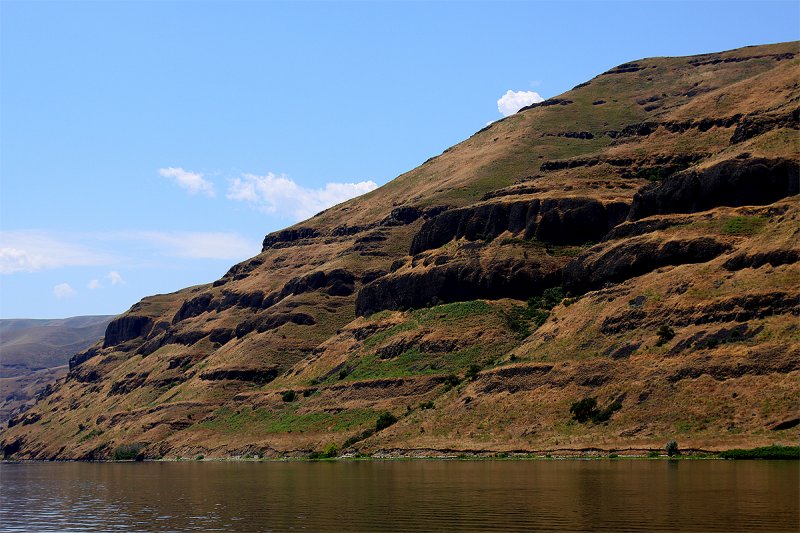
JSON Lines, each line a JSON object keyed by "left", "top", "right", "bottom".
{"left": 0, "top": 316, "right": 113, "bottom": 423}
{"left": 0, "top": 316, "right": 114, "bottom": 377}
{"left": 3, "top": 42, "right": 798, "bottom": 460}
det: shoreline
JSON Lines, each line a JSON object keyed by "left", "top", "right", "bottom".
{"left": 3, "top": 444, "right": 797, "bottom": 463}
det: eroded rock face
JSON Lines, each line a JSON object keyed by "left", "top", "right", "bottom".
{"left": 103, "top": 315, "right": 154, "bottom": 348}
{"left": 722, "top": 248, "right": 800, "bottom": 271}
{"left": 730, "top": 108, "right": 799, "bottom": 144}
{"left": 261, "top": 227, "right": 320, "bottom": 250}
{"left": 199, "top": 368, "right": 279, "bottom": 384}
{"left": 563, "top": 236, "right": 732, "bottom": 294}
{"left": 282, "top": 269, "right": 356, "bottom": 298}
{"left": 356, "top": 257, "right": 561, "bottom": 316}
{"left": 410, "top": 198, "right": 629, "bottom": 254}
{"left": 174, "top": 270, "right": 356, "bottom": 324}
{"left": 234, "top": 312, "right": 316, "bottom": 338}
{"left": 602, "top": 215, "right": 694, "bottom": 241}
{"left": 599, "top": 291, "right": 800, "bottom": 334}
{"left": 629, "top": 158, "right": 799, "bottom": 220}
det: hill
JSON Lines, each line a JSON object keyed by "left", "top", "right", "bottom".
{"left": 2, "top": 42, "right": 798, "bottom": 460}
{"left": 0, "top": 316, "right": 113, "bottom": 423}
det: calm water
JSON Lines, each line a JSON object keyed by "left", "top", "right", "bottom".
{"left": 0, "top": 460, "right": 797, "bottom": 532}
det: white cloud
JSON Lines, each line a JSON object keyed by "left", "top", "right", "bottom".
{"left": 106, "top": 271, "right": 125, "bottom": 285}
{"left": 227, "top": 172, "right": 378, "bottom": 221}
{"left": 159, "top": 167, "right": 216, "bottom": 197}
{"left": 88, "top": 271, "right": 124, "bottom": 289}
{"left": 129, "top": 231, "right": 258, "bottom": 260}
{"left": 0, "top": 248, "right": 40, "bottom": 274}
{"left": 53, "top": 283, "right": 77, "bottom": 299}
{"left": 0, "top": 230, "right": 257, "bottom": 275}
{"left": 497, "top": 90, "right": 544, "bottom": 117}
{"left": 0, "top": 231, "right": 116, "bottom": 274}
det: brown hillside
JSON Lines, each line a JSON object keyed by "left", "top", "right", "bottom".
{"left": 2, "top": 42, "right": 798, "bottom": 460}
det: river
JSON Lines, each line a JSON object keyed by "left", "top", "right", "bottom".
{"left": 1, "top": 460, "right": 797, "bottom": 531}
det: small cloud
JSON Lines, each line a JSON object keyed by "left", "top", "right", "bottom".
{"left": 53, "top": 283, "right": 77, "bottom": 299}
{"left": 89, "top": 271, "right": 124, "bottom": 289}
{"left": 497, "top": 90, "right": 544, "bottom": 117}
{"left": 227, "top": 172, "right": 378, "bottom": 221}
{"left": 106, "top": 271, "right": 124, "bottom": 285}
{"left": 159, "top": 167, "right": 216, "bottom": 197}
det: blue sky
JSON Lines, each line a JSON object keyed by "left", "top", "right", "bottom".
{"left": 1, "top": 1, "right": 798, "bottom": 319}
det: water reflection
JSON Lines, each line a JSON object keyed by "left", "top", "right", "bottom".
{"left": 0, "top": 460, "right": 797, "bottom": 531}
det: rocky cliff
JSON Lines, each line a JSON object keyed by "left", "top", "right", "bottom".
{"left": 2, "top": 42, "right": 798, "bottom": 459}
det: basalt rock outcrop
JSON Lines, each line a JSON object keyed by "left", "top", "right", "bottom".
{"left": 356, "top": 255, "right": 562, "bottom": 316}
{"left": 628, "top": 157, "right": 799, "bottom": 220}
{"left": 563, "top": 236, "right": 732, "bottom": 294}
{"left": 102, "top": 315, "right": 154, "bottom": 348}
{"left": 410, "top": 198, "right": 629, "bottom": 254}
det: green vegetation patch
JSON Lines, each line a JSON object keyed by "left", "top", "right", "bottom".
{"left": 498, "top": 237, "right": 587, "bottom": 257}
{"left": 506, "top": 287, "right": 564, "bottom": 339}
{"left": 336, "top": 300, "right": 513, "bottom": 383}
{"left": 78, "top": 428, "right": 104, "bottom": 443}
{"left": 342, "top": 344, "right": 494, "bottom": 382}
{"left": 361, "top": 321, "right": 417, "bottom": 348}
{"left": 411, "top": 300, "right": 494, "bottom": 323}
{"left": 195, "top": 406, "right": 379, "bottom": 435}
{"left": 720, "top": 216, "right": 767, "bottom": 236}
{"left": 363, "top": 301, "right": 496, "bottom": 351}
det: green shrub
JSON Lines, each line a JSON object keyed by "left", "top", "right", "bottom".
{"left": 570, "top": 397, "right": 622, "bottom": 423}
{"left": 375, "top": 412, "right": 398, "bottom": 431}
{"left": 322, "top": 443, "right": 339, "bottom": 458}
{"left": 443, "top": 374, "right": 461, "bottom": 389}
{"left": 666, "top": 440, "right": 680, "bottom": 457}
{"left": 78, "top": 428, "right": 103, "bottom": 443}
{"left": 719, "top": 445, "right": 799, "bottom": 460}
{"left": 281, "top": 390, "right": 297, "bottom": 402}
{"left": 112, "top": 443, "right": 145, "bottom": 461}
{"left": 343, "top": 428, "right": 375, "bottom": 449}
{"left": 655, "top": 325, "right": 675, "bottom": 346}
{"left": 609, "top": 453, "right": 619, "bottom": 459}
{"left": 648, "top": 451, "right": 660, "bottom": 458}
{"left": 465, "top": 364, "right": 482, "bottom": 381}
{"left": 570, "top": 397, "right": 599, "bottom": 423}
{"left": 636, "top": 167, "right": 666, "bottom": 182}
{"left": 593, "top": 399, "right": 622, "bottom": 423}
{"left": 528, "top": 287, "right": 565, "bottom": 310}
{"left": 419, "top": 400, "right": 435, "bottom": 410}
{"left": 506, "top": 287, "right": 564, "bottom": 339}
